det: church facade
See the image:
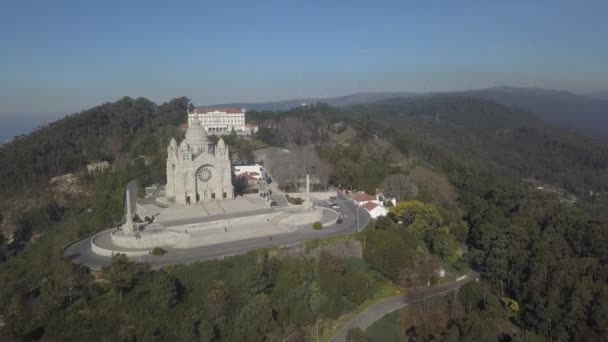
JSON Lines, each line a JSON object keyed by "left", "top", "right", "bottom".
{"left": 165, "top": 119, "right": 234, "bottom": 205}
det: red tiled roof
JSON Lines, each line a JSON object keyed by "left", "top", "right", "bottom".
{"left": 362, "top": 202, "right": 378, "bottom": 211}
{"left": 352, "top": 193, "right": 375, "bottom": 202}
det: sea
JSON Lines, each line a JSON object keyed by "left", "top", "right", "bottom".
{"left": 0, "top": 113, "right": 65, "bottom": 144}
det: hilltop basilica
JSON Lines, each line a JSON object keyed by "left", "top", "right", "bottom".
{"left": 165, "top": 118, "right": 234, "bottom": 205}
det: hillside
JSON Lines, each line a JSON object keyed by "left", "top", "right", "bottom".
{"left": 342, "top": 95, "right": 608, "bottom": 195}
{"left": 0, "top": 96, "right": 188, "bottom": 195}
{"left": 459, "top": 87, "right": 608, "bottom": 140}
{"left": 213, "top": 87, "right": 608, "bottom": 140}
{"left": 2, "top": 93, "right": 605, "bottom": 208}
{"left": 3, "top": 86, "right": 605, "bottom": 144}
{"left": 1, "top": 95, "right": 608, "bottom": 341}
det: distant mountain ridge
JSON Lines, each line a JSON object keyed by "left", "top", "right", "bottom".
{"left": 1, "top": 87, "right": 606, "bottom": 142}
{"left": 586, "top": 91, "right": 608, "bottom": 101}
{"left": 458, "top": 87, "right": 608, "bottom": 140}
{"left": 210, "top": 87, "right": 608, "bottom": 140}
{"left": 207, "top": 92, "right": 417, "bottom": 111}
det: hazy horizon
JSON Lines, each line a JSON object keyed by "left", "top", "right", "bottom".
{"left": 2, "top": 84, "right": 608, "bottom": 143}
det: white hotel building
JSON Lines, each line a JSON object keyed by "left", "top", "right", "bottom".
{"left": 188, "top": 107, "right": 248, "bottom": 134}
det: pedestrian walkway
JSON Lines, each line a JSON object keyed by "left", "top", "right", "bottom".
{"left": 330, "top": 272, "right": 477, "bottom": 342}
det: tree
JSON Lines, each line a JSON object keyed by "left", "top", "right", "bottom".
{"left": 104, "top": 135, "right": 126, "bottom": 162}
{"left": 233, "top": 174, "right": 249, "bottom": 196}
{"left": 277, "top": 117, "right": 311, "bottom": 146}
{"left": 205, "top": 281, "right": 229, "bottom": 331}
{"left": 424, "top": 228, "right": 456, "bottom": 259}
{"left": 150, "top": 269, "right": 180, "bottom": 309}
{"left": 343, "top": 272, "right": 368, "bottom": 305}
{"left": 256, "top": 126, "right": 277, "bottom": 146}
{"left": 398, "top": 253, "right": 440, "bottom": 288}
{"left": 231, "top": 294, "right": 275, "bottom": 342}
{"left": 390, "top": 200, "right": 442, "bottom": 238}
{"left": 363, "top": 230, "right": 413, "bottom": 282}
{"left": 0, "top": 209, "right": 5, "bottom": 261}
{"left": 103, "top": 254, "right": 145, "bottom": 302}
{"left": 198, "top": 319, "right": 215, "bottom": 342}
{"left": 318, "top": 252, "right": 346, "bottom": 317}
{"left": 381, "top": 173, "right": 419, "bottom": 200}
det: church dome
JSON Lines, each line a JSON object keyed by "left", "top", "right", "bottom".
{"left": 185, "top": 119, "right": 209, "bottom": 145}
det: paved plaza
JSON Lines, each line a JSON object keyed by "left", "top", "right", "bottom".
{"left": 65, "top": 190, "right": 369, "bottom": 269}
{"left": 139, "top": 195, "right": 271, "bottom": 223}
{"left": 87, "top": 191, "right": 339, "bottom": 258}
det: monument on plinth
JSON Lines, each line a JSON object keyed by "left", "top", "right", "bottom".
{"left": 303, "top": 174, "right": 313, "bottom": 210}
{"left": 120, "top": 179, "right": 139, "bottom": 236}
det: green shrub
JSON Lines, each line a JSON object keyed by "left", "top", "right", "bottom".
{"left": 270, "top": 200, "right": 278, "bottom": 207}
{"left": 286, "top": 195, "right": 304, "bottom": 205}
{"left": 343, "top": 271, "right": 369, "bottom": 304}
{"left": 313, "top": 221, "right": 323, "bottom": 230}
{"left": 150, "top": 247, "right": 167, "bottom": 256}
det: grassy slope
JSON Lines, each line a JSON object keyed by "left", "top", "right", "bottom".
{"left": 365, "top": 309, "right": 400, "bottom": 342}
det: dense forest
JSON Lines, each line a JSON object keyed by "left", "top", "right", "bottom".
{"left": 0, "top": 95, "right": 607, "bottom": 341}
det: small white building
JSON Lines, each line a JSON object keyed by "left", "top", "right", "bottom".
{"left": 361, "top": 201, "right": 388, "bottom": 219}
{"left": 350, "top": 192, "right": 388, "bottom": 219}
{"left": 86, "top": 161, "right": 110, "bottom": 173}
{"left": 233, "top": 164, "right": 268, "bottom": 181}
{"left": 245, "top": 123, "right": 259, "bottom": 135}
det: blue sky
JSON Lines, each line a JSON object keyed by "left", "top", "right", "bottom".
{"left": 1, "top": 0, "right": 607, "bottom": 116}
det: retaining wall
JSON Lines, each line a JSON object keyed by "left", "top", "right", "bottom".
{"left": 91, "top": 231, "right": 151, "bottom": 257}
{"left": 286, "top": 191, "right": 337, "bottom": 201}
{"left": 110, "top": 229, "right": 187, "bottom": 249}
{"left": 169, "top": 211, "right": 283, "bottom": 232}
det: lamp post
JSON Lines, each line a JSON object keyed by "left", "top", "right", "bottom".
{"left": 356, "top": 205, "right": 361, "bottom": 232}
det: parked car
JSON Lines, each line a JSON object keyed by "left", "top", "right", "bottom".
{"left": 331, "top": 204, "right": 340, "bottom": 209}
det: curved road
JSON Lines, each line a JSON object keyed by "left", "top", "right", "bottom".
{"left": 65, "top": 190, "right": 370, "bottom": 270}
{"left": 330, "top": 272, "right": 479, "bottom": 342}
